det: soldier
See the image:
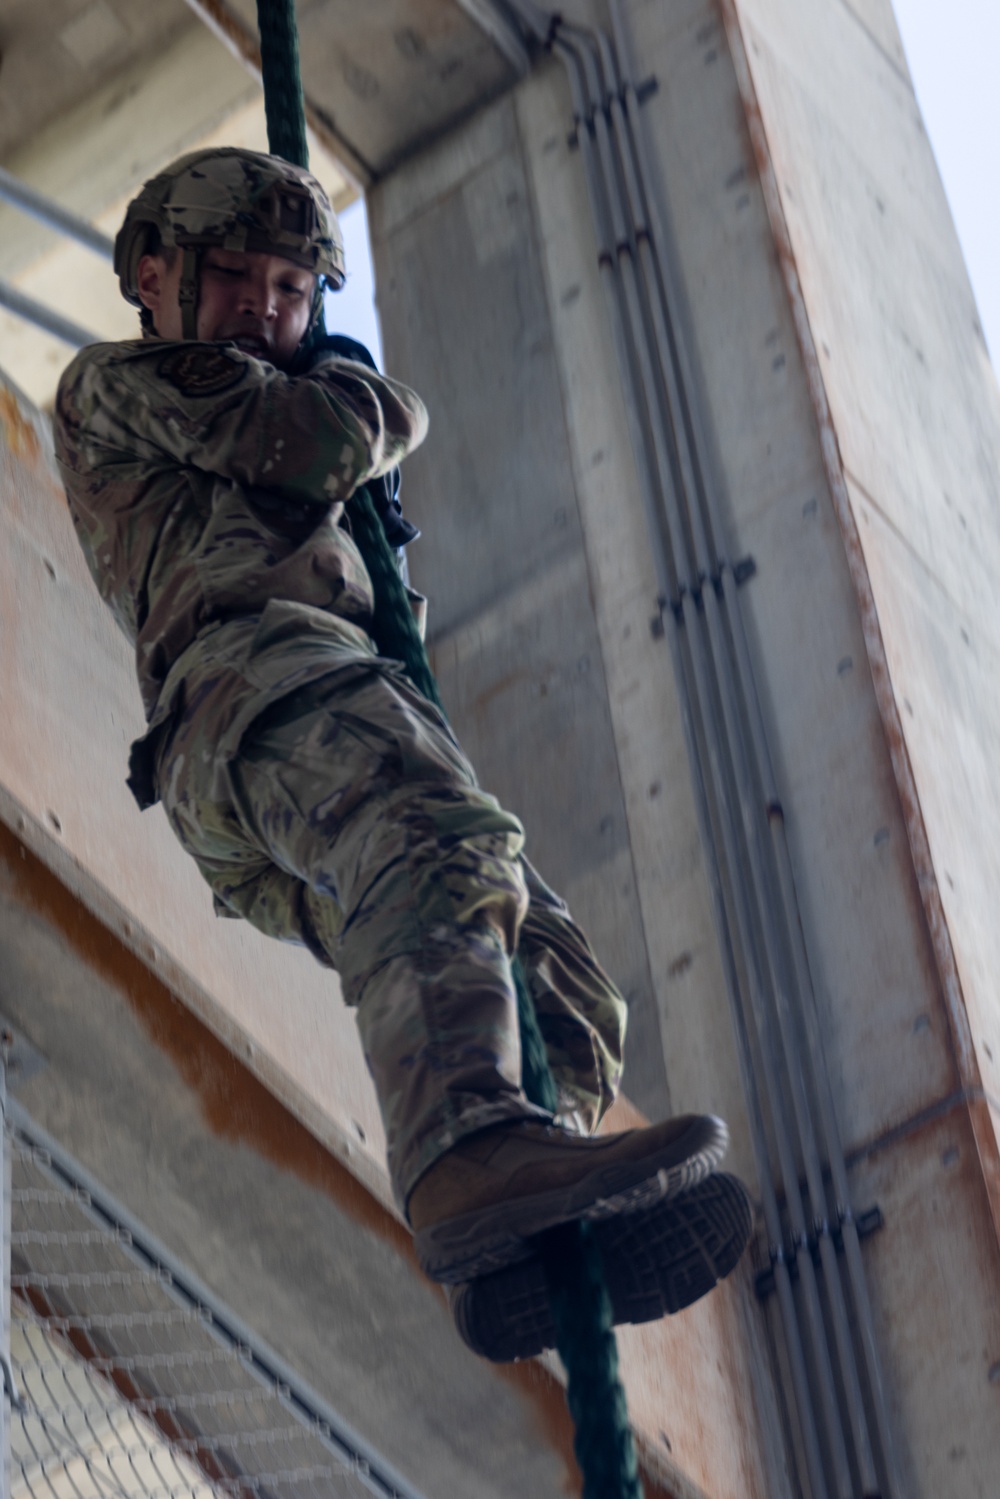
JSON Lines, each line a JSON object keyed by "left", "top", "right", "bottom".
{"left": 54, "top": 148, "right": 749, "bottom": 1361}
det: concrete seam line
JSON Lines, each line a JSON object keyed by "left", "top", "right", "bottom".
{"left": 844, "top": 1085, "right": 1000, "bottom": 1169}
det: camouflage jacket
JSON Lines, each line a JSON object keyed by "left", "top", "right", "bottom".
{"left": 54, "top": 338, "right": 428, "bottom": 796}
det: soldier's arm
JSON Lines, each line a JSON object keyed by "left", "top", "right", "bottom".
{"left": 57, "top": 342, "right": 428, "bottom": 505}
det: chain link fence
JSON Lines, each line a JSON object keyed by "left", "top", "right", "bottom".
{"left": 2, "top": 1092, "right": 424, "bottom": 1499}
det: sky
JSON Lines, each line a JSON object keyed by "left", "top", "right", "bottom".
{"left": 892, "top": 0, "right": 1000, "bottom": 367}
{"left": 323, "top": 197, "right": 383, "bottom": 366}
{"left": 326, "top": 3, "right": 999, "bottom": 375}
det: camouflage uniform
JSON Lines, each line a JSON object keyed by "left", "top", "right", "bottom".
{"left": 55, "top": 332, "right": 627, "bottom": 1210}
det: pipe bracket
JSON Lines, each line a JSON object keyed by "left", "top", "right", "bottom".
{"left": 755, "top": 1203, "right": 884, "bottom": 1300}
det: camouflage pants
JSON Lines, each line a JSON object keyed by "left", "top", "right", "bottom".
{"left": 158, "top": 652, "right": 627, "bottom": 1208}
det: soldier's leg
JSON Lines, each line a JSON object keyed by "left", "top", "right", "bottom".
{"left": 160, "top": 661, "right": 729, "bottom": 1282}
{"left": 516, "top": 859, "right": 627, "bottom": 1136}
{"left": 162, "top": 664, "right": 549, "bottom": 1207}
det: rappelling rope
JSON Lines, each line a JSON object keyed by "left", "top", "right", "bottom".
{"left": 256, "top": 4, "right": 643, "bottom": 1494}
{"left": 257, "top": 0, "right": 309, "bottom": 179}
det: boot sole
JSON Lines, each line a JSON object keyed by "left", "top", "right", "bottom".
{"left": 414, "top": 1114, "right": 727, "bottom": 1284}
{"left": 452, "top": 1172, "right": 753, "bottom": 1362}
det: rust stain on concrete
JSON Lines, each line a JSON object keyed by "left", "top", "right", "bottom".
{"left": 0, "top": 815, "right": 412, "bottom": 1248}
{"left": 0, "top": 386, "right": 40, "bottom": 464}
{"left": 0, "top": 817, "right": 683, "bottom": 1498}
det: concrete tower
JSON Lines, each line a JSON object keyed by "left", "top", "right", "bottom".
{"left": 1, "top": 3, "right": 997, "bottom": 1496}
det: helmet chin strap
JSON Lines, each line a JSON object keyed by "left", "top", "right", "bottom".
{"left": 178, "top": 247, "right": 200, "bottom": 340}
{"left": 287, "top": 277, "right": 328, "bottom": 372}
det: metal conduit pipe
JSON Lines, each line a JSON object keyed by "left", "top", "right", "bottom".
{"left": 722, "top": 566, "right": 903, "bottom": 1491}
{"left": 596, "top": 16, "right": 723, "bottom": 562}
{"left": 517, "top": 31, "right": 833, "bottom": 1490}
{"left": 0, "top": 278, "right": 99, "bottom": 349}
{"left": 586, "top": 23, "right": 895, "bottom": 1497}
{"left": 538, "top": 16, "right": 851, "bottom": 1494}
{"left": 581, "top": 31, "right": 877, "bottom": 1490}
{"left": 520, "top": 19, "right": 839, "bottom": 1493}
{"left": 713, "top": 552, "right": 881, "bottom": 1491}
{"left": 601, "top": 11, "right": 904, "bottom": 1494}
{"left": 495, "top": 3, "right": 903, "bottom": 1495}
{"left": 554, "top": 30, "right": 856, "bottom": 1494}
{"left": 0, "top": 166, "right": 115, "bottom": 262}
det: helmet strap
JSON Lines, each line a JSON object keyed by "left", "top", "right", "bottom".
{"left": 301, "top": 277, "right": 327, "bottom": 349}
{"left": 178, "top": 247, "right": 200, "bottom": 340}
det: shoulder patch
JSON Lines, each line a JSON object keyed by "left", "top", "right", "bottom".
{"left": 159, "top": 347, "right": 247, "bottom": 398}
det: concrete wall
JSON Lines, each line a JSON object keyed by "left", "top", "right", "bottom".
{"left": 3, "top": 0, "right": 1000, "bottom": 1491}
{"left": 0, "top": 786, "right": 593, "bottom": 1499}
{"left": 370, "top": 0, "right": 1000, "bottom": 1492}
{"left": 368, "top": 44, "right": 791, "bottom": 1499}
{"left": 723, "top": 0, "right": 1000, "bottom": 1203}
{"left": 721, "top": 0, "right": 1000, "bottom": 1484}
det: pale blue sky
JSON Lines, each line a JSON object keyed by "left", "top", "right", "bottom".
{"left": 324, "top": 198, "right": 383, "bottom": 365}
{"left": 893, "top": 0, "right": 1000, "bottom": 367}
{"left": 328, "top": 5, "right": 999, "bottom": 374}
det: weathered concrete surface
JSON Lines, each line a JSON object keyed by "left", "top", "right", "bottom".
{"left": 0, "top": 19, "right": 353, "bottom": 411}
{"left": 369, "top": 53, "right": 788, "bottom": 1499}
{"left": 0, "top": 0, "right": 517, "bottom": 184}
{"left": 4, "top": 0, "right": 1000, "bottom": 1489}
{"left": 839, "top": 0, "right": 909, "bottom": 76}
{"left": 1, "top": 23, "right": 251, "bottom": 282}
{"left": 0, "top": 823, "right": 586, "bottom": 1499}
{"left": 221, "top": 0, "right": 520, "bottom": 177}
{"left": 0, "top": 0, "right": 193, "bottom": 160}
{"left": 369, "top": 90, "right": 674, "bottom": 1125}
{"left": 371, "top": 0, "right": 1000, "bottom": 1491}
{"left": 846, "top": 1106, "right": 1000, "bottom": 1494}
{"left": 615, "top": 0, "right": 959, "bottom": 1168}
{"left": 700, "top": 0, "right": 1000, "bottom": 1485}
{"left": 721, "top": 0, "right": 1000, "bottom": 1229}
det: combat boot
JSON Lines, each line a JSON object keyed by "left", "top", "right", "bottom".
{"left": 448, "top": 1171, "right": 753, "bottom": 1361}
{"left": 408, "top": 1113, "right": 728, "bottom": 1283}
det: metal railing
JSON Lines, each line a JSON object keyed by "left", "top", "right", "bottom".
{"left": 0, "top": 167, "right": 108, "bottom": 348}
{"left": 0, "top": 1086, "right": 426, "bottom": 1499}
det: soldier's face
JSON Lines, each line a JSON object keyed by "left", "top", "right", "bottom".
{"left": 137, "top": 248, "right": 316, "bottom": 368}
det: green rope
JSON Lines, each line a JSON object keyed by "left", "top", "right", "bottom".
{"left": 355, "top": 481, "right": 644, "bottom": 1499}
{"left": 539, "top": 1222, "right": 644, "bottom": 1499}
{"left": 346, "top": 488, "right": 444, "bottom": 712}
{"left": 257, "top": 0, "right": 309, "bottom": 167}
{"left": 256, "top": 4, "right": 643, "bottom": 1494}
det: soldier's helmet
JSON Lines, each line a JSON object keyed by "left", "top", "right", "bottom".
{"left": 114, "top": 147, "right": 345, "bottom": 338}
